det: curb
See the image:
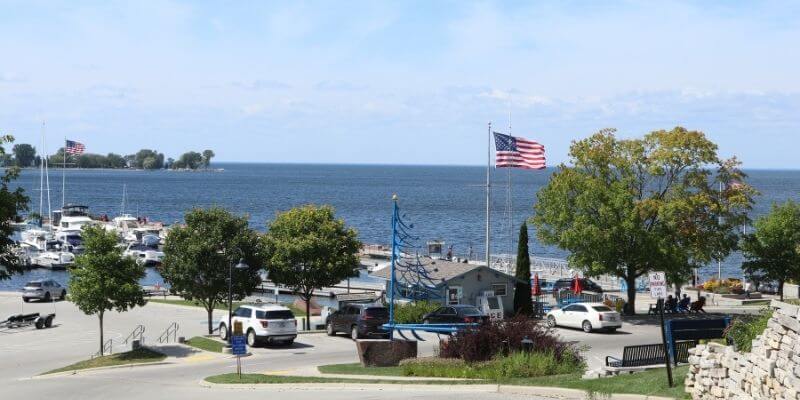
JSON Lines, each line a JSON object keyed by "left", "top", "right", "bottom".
{"left": 33, "top": 361, "right": 173, "bottom": 379}
{"left": 200, "top": 380, "right": 679, "bottom": 399}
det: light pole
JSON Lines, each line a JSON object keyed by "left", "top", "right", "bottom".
{"left": 227, "top": 258, "right": 249, "bottom": 344}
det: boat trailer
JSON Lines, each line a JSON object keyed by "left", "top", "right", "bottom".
{"left": 381, "top": 323, "right": 477, "bottom": 341}
{"left": 1, "top": 312, "right": 56, "bottom": 330}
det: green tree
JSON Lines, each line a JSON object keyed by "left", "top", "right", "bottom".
{"left": 172, "top": 151, "right": 203, "bottom": 169}
{"left": 106, "top": 153, "right": 127, "bottom": 168}
{"left": 513, "top": 223, "right": 533, "bottom": 316}
{"left": 741, "top": 201, "right": 800, "bottom": 301}
{"left": 48, "top": 147, "right": 75, "bottom": 168}
{"left": 532, "top": 127, "right": 754, "bottom": 314}
{"left": 0, "top": 135, "right": 29, "bottom": 280}
{"left": 202, "top": 149, "right": 215, "bottom": 168}
{"left": 12, "top": 143, "right": 37, "bottom": 167}
{"left": 262, "top": 205, "right": 360, "bottom": 327}
{"left": 161, "top": 207, "right": 263, "bottom": 334}
{"left": 68, "top": 225, "right": 146, "bottom": 355}
{"left": 132, "top": 149, "right": 164, "bottom": 169}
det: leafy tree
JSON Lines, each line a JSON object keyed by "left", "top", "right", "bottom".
{"left": 68, "top": 225, "right": 146, "bottom": 355}
{"left": 161, "top": 207, "right": 263, "bottom": 333}
{"left": 741, "top": 201, "right": 800, "bottom": 301}
{"left": 47, "top": 147, "right": 75, "bottom": 168}
{"left": 513, "top": 223, "right": 533, "bottom": 316}
{"left": 262, "top": 205, "right": 360, "bottom": 327}
{"left": 202, "top": 149, "right": 215, "bottom": 168}
{"left": 12, "top": 143, "right": 36, "bottom": 167}
{"left": 172, "top": 151, "right": 204, "bottom": 169}
{"left": 142, "top": 156, "right": 157, "bottom": 170}
{"left": 0, "top": 134, "right": 29, "bottom": 280}
{"left": 106, "top": 153, "right": 127, "bottom": 168}
{"left": 131, "top": 149, "right": 164, "bottom": 169}
{"left": 532, "top": 127, "right": 754, "bottom": 314}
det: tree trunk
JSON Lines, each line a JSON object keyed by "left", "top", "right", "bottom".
{"left": 304, "top": 292, "right": 312, "bottom": 331}
{"left": 625, "top": 275, "right": 638, "bottom": 315}
{"left": 99, "top": 311, "right": 104, "bottom": 356}
{"left": 779, "top": 280, "right": 785, "bottom": 301}
{"left": 206, "top": 306, "right": 214, "bottom": 334}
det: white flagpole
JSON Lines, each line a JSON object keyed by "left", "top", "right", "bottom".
{"left": 486, "top": 122, "right": 491, "bottom": 266}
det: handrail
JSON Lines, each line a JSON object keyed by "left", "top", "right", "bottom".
{"left": 124, "top": 324, "right": 145, "bottom": 345}
{"left": 157, "top": 322, "right": 179, "bottom": 344}
{"left": 93, "top": 338, "right": 113, "bottom": 358}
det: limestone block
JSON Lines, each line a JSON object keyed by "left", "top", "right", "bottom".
{"left": 355, "top": 339, "right": 417, "bottom": 367}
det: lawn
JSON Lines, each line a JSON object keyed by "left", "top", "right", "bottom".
{"left": 43, "top": 348, "right": 166, "bottom": 375}
{"left": 316, "top": 363, "right": 690, "bottom": 399}
{"left": 185, "top": 336, "right": 225, "bottom": 353}
{"left": 205, "top": 374, "right": 483, "bottom": 385}
{"left": 148, "top": 298, "right": 307, "bottom": 316}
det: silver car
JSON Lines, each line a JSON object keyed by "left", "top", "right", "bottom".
{"left": 22, "top": 279, "right": 66, "bottom": 302}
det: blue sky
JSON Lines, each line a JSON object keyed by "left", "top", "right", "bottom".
{"left": 1, "top": 1, "right": 798, "bottom": 167}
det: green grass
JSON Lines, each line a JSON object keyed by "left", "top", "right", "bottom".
{"left": 318, "top": 363, "right": 405, "bottom": 376}
{"left": 43, "top": 348, "right": 166, "bottom": 375}
{"left": 400, "top": 352, "right": 584, "bottom": 380}
{"left": 504, "top": 366, "right": 690, "bottom": 399}
{"left": 185, "top": 336, "right": 225, "bottom": 353}
{"left": 316, "top": 362, "right": 690, "bottom": 399}
{"left": 148, "top": 298, "right": 307, "bottom": 316}
{"left": 204, "top": 374, "right": 484, "bottom": 385}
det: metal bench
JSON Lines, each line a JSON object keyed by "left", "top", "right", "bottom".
{"left": 606, "top": 341, "right": 695, "bottom": 369}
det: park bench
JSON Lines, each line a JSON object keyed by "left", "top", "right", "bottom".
{"left": 605, "top": 341, "right": 695, "bottom": 371}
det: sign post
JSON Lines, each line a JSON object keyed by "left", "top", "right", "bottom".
{"left": 649, "top": 271, "right": 673, "bottom": 388}
{"left": 231, "top": 321, "right": 247, "bottom": 378}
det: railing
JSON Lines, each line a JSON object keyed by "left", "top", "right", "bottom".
{"left": 93, "top": 338, "right": 113, "bottom": 358}
{"left": 124, "top": 324, "right": 145, "bottom": 345}
{"left": 157, "top": 322, "right": 179, "bottom": 344}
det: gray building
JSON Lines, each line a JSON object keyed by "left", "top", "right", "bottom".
{"left": 370, "top": 257, "right": 522, "bottom": 316}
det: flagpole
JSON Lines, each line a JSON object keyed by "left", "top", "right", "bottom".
{"left": 486, "top": 122, "right": 491, "bottom": 266}
{"left": 62, "top": 137, "right": 66, "bottom": 208}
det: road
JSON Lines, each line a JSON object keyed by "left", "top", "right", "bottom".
{"left": 0, "top": 291, "right": 671, "bottom": 399}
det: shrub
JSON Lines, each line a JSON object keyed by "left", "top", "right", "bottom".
{"left": 724, "top": 308, "right": 773, "bottom": 352}
{"left": 401, "top": 351, "right": 584, "bottom": 379}
{"left": 392, "top": 301, "right": 440, "bottom": 324}
{"left": 438, "top": 315, "right": 580, "bottom": 363}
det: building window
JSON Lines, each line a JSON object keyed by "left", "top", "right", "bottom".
{"left": 491, "top": 283, "right": 507, "bottom": 296}
{"left": 447, "top": 287, "right": 462, "bottom": 305}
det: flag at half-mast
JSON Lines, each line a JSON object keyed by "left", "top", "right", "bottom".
{"left": 493, "top": 132, "right": 545, "bottom": 170}
{"left": 65, "top": 140, "right": 85, "bottom": 155}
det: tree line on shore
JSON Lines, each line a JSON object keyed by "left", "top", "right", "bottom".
{"left": 0, "top": 143, "right": 215, "bottom": 170}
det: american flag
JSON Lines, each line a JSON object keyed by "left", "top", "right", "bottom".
{"left": 65, "top": 140, "right": 85, "bottom": 155}
{"left": 493, "top": 132, "right": 545, "bottom": 170}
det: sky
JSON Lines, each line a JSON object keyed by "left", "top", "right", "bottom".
{"left": 1, "top": 0, "right": 799, "bottom": 168}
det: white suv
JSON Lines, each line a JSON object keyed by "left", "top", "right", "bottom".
{"left": 218, "top": 304, "right": 297, "bottom": 347}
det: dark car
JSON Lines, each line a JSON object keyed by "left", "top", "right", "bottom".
{"left": 422, "top": 305, "right": 489, "bottom": 324}
{"left": 552, "top": 278, "right": 604, "bottom": 294}
{"left": 326, "top": 304, "right": 389, "bottom": 340}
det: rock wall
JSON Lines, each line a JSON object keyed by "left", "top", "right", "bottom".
{"left": 685, "top": 300, "right": 800, "bottom": 399}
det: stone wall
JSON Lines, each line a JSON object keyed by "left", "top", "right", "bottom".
{"left": 685, "top": 300, "right": 800, "bottom": 399}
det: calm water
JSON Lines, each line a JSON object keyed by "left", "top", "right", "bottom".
{"left": 2, "top": 164, "right": 798, "bottom": 290}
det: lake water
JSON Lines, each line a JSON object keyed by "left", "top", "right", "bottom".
{"left": 2, "top": 164, "right": 798, "bottom": 290}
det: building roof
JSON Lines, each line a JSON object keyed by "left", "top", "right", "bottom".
{"left": 370, "top": 257, "right": 520, "bottom": 285}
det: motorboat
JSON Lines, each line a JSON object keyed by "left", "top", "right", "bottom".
{"left": 52, "top": 204, "right": 95, "bottom": 232}
{"left": 123, "top": 241, "right": 164, "bottom": 267}
{"left": 30, "top": 250, "right": 75, "bottom": 270}
{"left": 20, "top": 228, "right": 54, "bottom": 252}
{"left": 54, "top": 230, "right": 84, "bottom": 254}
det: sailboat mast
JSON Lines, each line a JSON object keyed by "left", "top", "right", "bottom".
{"left": 39, "top": 122, "right": 45, "bottom": 220}
{"left": 62, "top": 137, "right": 66, "bottom": 207}
{"left": 44, "top": 132, "right": 52, "bottom": 225}
{"left": 121, "top": 184, "right": 127, "bottom": 215}
{"left": 508, "top": 108, "right": 513, "bottom": 263}
{"left": 485, "top": 122, "right": 491, "bottom": 266}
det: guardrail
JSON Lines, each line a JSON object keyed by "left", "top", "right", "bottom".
{"left": 93, "top": 338, "right": 113, "bottom": 358}
{"left": 124, "top": 324, "right": 145, "bottom": 345}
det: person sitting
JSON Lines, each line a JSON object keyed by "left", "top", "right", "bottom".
{"left": 690, "top": 296, "right": 707, "bottom": 313}
{"left": 678, "top": 294, "right": 691, "bottom": 312}
{"left": 665, "top": 295, "right": 677, "bottom": 313}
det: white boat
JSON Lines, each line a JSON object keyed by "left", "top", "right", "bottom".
{"left": 20, "top": 228, "right": 54, "bottom": 252}
{"left": 52, "top": 204, "right": 95, "bottom": 232}
{"left": 123, "top": 241, "right": 164, "bottom": 267}
{"left": 31, "top": 250, "right": 75, "bottom": 270}
{"left": 54, "top": 230, "right": 84, "bottom": 253}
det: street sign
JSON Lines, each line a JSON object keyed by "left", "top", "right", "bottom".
{"left": 231, "top": 335, "right": 247, "bottom": 356}
{"left": 649, "top": 271, "right": 667, "bottom": 299}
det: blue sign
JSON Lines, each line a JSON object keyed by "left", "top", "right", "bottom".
{"left": 231, "top": 335, "right": 247, "bottom": 355}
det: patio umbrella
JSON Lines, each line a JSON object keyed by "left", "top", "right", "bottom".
{"left": 572, "top": 275, "right": 583, "bottom": 295}
{"left": 531, "top": 273, "right": 541, "bottom": 296}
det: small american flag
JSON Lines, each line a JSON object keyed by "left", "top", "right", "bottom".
{"left": 493, "top": 132, "right": 545, "bottom": 170}
{"left": 65, "top": 140, "right": 85, "bottom": 155}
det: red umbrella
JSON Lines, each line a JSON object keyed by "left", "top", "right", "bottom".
{"left": 531, "top": 273, "right": 541, "bottom": 297}
{"left": 572, "top": 275, "right": 583, "bottom": 295}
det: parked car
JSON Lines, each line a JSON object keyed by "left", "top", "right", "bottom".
{"left": 546, "top": 302, "right": 621, "bottom": 333}
{"left": 422, "top": 305, "right": 489, "bottom": 324}
{"left": 552, "top": 278, "right": 604, "bottom": 293}
{"left": 326, "top": 303, "right": 389, "bottom": 340}
{"left": 218, "top": 304, "right": 297, "bottom": 347}
{"left": 22, "top": 279, "right": 66, "bottom": 302}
